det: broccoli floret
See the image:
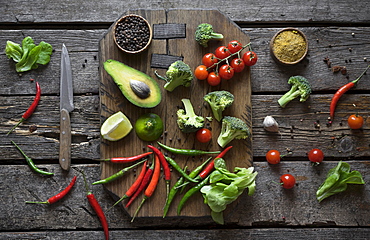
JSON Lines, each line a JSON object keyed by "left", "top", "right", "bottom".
{"left": 195, "top": 23, "right": 224, "bottom": 48}
{"left": 217, "top": 116, "right": 250, "bottom": 148}
{"left": 204, "top": 91, "right": 234, "bottom": 121}
{"left": 177, "top": 98, "right": 205, "bottom": 133}
{"left": 277, "top": 76, "right": 312, "bottom": 108}
{"left": 155, "top": 60, "right": 193, "bottom": 92}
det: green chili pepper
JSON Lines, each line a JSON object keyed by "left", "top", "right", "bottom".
{"left": 177, "top": 157, "right": 212, "bottom": 191}
{"left": 92, "top": 159, "right": 147, "bottom": 185}
{"left": 157, "top": 142, "right": 221, "bottom": 156}
{"left": 165, "top": 156, "right": 198, "bottom": 183}
{"left": 177, "top": 175, "right": 210, "bottom": 215}
{"left": 11, "top": 141, "right": 54, "bottom": 176}
{"left": 163, "top": 166, "right": 187, "bottom": 218}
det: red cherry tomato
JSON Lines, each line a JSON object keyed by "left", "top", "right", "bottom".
{"left": 230, "top": 58, "right": 245, "bottom": 73}
{"left": 227, "top": 40, "right": 243, "bottom": 54}
{"left": 215, "top": 46, "right": 231, "bottom": 59}
{"left": 242, "top": 51, "right": 258, "bottom": 66}
{"left": 218, "top": 64, "right": 234, "bottom": 80}
{"left": 266, "top": 150, "right": 281, "bottom": 164}
{"left": 280, "top": 174, "right": 296, "bottom": 189}
{"left": 207, "top": 72, "right": 221, "bottom": 86}
{"left": 194, "top": 65, "right": 209, "bottom": 80}
{"left": 202, "top": 53, "right": 218, "bottom": 68}
{"left": 347, "top": 114, "right": 364, "bottom": 129}
{"left": 308, "top": 148, "right": 324, "bottom": 163}
{"left": 196, "top": 128, "right": 212, "bottom": 143}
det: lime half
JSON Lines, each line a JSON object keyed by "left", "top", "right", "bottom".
{"left": 101, "top": 111, "right": 133, "bottom": 141}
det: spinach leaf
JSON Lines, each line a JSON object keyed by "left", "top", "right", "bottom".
{"left": 316, "top": 161, "right": 365, "bottom": 202}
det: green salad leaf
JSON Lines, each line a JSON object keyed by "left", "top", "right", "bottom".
{"left": 200, "top": 158, "right": 257, "bottom": 224}
{"left": 316, "top": 161, "right": 365, "bottom": 202}
{"left": 5, "top": 36, "right": 53, "bottom": 72}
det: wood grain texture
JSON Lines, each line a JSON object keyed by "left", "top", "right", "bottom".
{"left": 99, "top": 9, "right": 252, "bottom": 218}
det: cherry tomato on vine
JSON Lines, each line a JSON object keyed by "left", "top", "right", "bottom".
{"left": 196, "top": 128, "right": 212, "bottom": 143}
{"left": 308, "top": 148, "right": 324, "bottom": 163}
{"left": 280, "top": 174, "right": 296, "bottom": 189}
{"left": 194, "top": 65, "right": 209, "bottom": 80}
{"left": 202, "top": 53, "right": 218, "bottom": 68}
{"left": 266, "top": 150, "right": 281, "bottom": 164}
{"left": 215, "top": 46, "right": 231, "bottom": 59}
{"left": 227, "top": 40, "right": 243, "bottom": 54}
{"left": 218, "top": 64, "right": 234, "bottom": 80}
{"left": 242, "top": 51, "right": 258, "bottom": 66}
{"left": 230, "top": 58, "right": 245, "bottom": 73}
{"left": 207, "top": 72, "right": 221, "bottom": 86}
{"left": 347, "top": 114, "right": 364, "bottom": 129}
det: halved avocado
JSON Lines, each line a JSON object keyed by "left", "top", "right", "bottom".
{"left": 103, "top": 59, "right": 161, "bottom": 108}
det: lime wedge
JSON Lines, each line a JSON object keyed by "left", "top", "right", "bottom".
{"left": 101, "top": 111, "right": 132, "bottom": 141}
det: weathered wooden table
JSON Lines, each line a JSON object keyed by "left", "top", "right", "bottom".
{"left": 1, "top": 1, "right": 369, "bottom": 239}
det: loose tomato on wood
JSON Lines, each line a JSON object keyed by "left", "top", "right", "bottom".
{"left": 230, "top": 58, "right": 245, "bottom": 73}
{"left": 280, "top": 174, "right": 296, "bottom": 189}
{"left": 242, "top": 51, "right": 258, "bottom": 66}
{"left": 196, "top": 128, "right": 212, "bottom": 143}
{"left": 218, "top": 64, "right": 234, "bottom": 80}
{"left": 202, "top": 53, "right": 218, "bottom": 68}
{"left": 207, "top": 72, "right": 221, "bottom": 86}
{"left": 194, "top": 65, "right": 209, "bottom": 80}
{"left": 347, "top": 114, "right": 364, "bottom": 129}
{"left": 227, "top": 40, "right": 242, "bottom": 54}
{"left": 266, "top": 150, "right": 281, "bottom": 164}
{"left": 214, "top": 46, "right": 231, "bottom": 59}
{"left": 308, "top": 148, "right": 324, "bottom": 164}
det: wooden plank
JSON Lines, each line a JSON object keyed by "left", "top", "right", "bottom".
{"left": 99, "top": 9, "right": 252, "bottom": 218}
{"left": 1, "top": 1, "right": 369, "bottom": 24}
{"left": 1, "top": 228, "right": 370, "bottom": 240}
{"left": 1, "top": 27, "right": 370, "bottom": 96}
{"left": 0, "top": 162, "right": 368, "bottom": 230}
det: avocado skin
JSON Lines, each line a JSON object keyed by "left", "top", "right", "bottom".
{"left": 104, "top": 59, "right": 161, "bottom": 108}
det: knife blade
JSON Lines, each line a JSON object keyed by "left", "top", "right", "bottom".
{"left": 59, "top": 44, "right": 74, "bottom": 171}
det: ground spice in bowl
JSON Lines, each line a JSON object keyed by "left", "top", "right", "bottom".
{"left": 114, "top": 14, "right": 152, "bottom": 54}
{"left": 270, "top": 28, "right": 308, "bottom": 65}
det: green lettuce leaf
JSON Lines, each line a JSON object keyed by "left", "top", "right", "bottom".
{"left": 5, "top": 41, "right": 23, "bottom": 62}
{"left": 316, "top": 161, "right": 365, "bottom": 202}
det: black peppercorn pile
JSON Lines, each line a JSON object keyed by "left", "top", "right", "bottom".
{"left": 115, "top": 16, "right": 150, "bottom": 52}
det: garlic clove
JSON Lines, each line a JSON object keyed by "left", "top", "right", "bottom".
{"left": 263, "top": 116, "right": 279, "bottom": 132}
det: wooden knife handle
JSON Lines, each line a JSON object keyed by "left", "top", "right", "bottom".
{"left": 59, "top": 108, "right": 71, "bottom": 171}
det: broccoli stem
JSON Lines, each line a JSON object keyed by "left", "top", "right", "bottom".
{"left": 182, "top": 99, "right": 197, "bottom": 118}
{"left": 210, "top": 33, "right": 224, "bottom": 40}
{"left": 277, "top": 86, "right": 301, "bottom": 108}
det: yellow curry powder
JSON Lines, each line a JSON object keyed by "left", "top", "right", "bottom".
{"left": 273, "top": 30, "right": 307, "bottom": 62}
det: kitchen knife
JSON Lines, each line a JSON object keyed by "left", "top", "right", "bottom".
{"left": 59, "top": 44, "right": 74, "bottom": 171}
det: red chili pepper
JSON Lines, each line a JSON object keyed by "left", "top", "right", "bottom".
{"left": 330, "top": 65, "right": 369, "bottom": 122}
{"left": 198, "top": 146, "right": 233, "bottom": 179}
{"left": 108, "top": 161, "right": 147, "bottom": 211}
{"left": 147, "top": 145, "right": 171, "bottom": 198}
{"left": 7, "top": 82, "right": 41, "bottom": 135}
{"left": 99, "top": 152, "right": 152, "bottom": 163}
{"left": 131, "top": 155, "right": 161, "bottom": 222}
{"left": 125, "top": 159, "right": 155, "bottom": 208}
{"left": 81, "top": 170, "right": 109, "bottom": 240}
{"left": 25, "top": 176, "right": 77, "bottom": 204}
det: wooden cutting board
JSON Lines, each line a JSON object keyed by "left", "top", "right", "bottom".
{"left": 99, "top": 9, "right": 252, "bottom": 218}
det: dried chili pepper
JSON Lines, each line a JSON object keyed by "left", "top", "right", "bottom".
{"left": 11, "top": 140, "right": 54, "bottom": 176}
{"left": 7, "top": 82, "right": 41, "bottom": 135}
{"left": 125, "top": 159, "right": 155, "bottom": 208}
{"left": 165, "top": 156, "right": 198, "bottom": 183}
{"left": 26, "top": 176, "right": 77, "bottom": 204}
{"left": 177, "top": 175, "right": 210, "bottom": 215}
{"left": 92, "top": 159, "right": 146, "bottom": 185}
{"left": 147, "top": 145, "right": 171, "bottom": 199}
{"left": 330, "top": 65, "right": 370, "bottom": 122}
{"left": 108, "top": 160, "right": 147, "bottom": 211}
{"left": 81, "top": 170, "right": 109, "bottom": 240}
{"left": 97, "top": 152, "right": 152, "bottom": 163}
{"left": 157, "top": 142, "right": 221, "bottom": 156}
{"left": 131, "top": 155, "right": 161, "bottom": 222}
